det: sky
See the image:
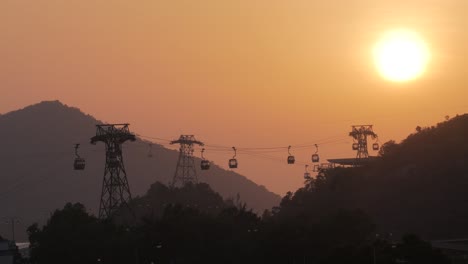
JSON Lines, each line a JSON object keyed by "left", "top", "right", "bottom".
{"left": 1, "top": 0, "right": 467, "bottom": 195}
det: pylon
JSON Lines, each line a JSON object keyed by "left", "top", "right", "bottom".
{"left": 91, "top": 124, "right": 136, "bottom": 219}
{"left": 349, "top": 125, "right": 378, "bottom": 159}
{"left": 170, "top": 135, "right": 204, "bottom": 187}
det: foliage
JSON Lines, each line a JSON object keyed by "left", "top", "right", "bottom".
{"left": 129, "top": 182, "right": 228, "bottom": 221}
{"left": 28, "top": 203, "right": 136, "bottom": 264}
{"left": 394, "top": 234, "right": 450, "bottom": 264}
{"left": 378, "top": 140, "right": 398, "bottom": 157}
{"left": 368, "top": 234, "right": 450, "bottom": 264}
{"left": 28, "top": 176, "right": 452, "bottom": 264}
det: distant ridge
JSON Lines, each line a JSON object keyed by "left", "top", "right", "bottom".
{"left": 0, "top": 100, "right": 281, "bottom": 241}
{"left": 289, "top": 114, "right": 468, "bottom": 240}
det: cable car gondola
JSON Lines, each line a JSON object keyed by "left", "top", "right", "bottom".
{"left": 148, "top": 143, "right": 153, "bottom": 158}
{"left": 372, "top": 142, "right": 380, "bottom": 151}
{"left": 200, "top": 148, "right": 210, "bottom": 170}
{"left": 311, "top": 144, "right": 320, "bottom": 163}
{"left": 352, "top": 142, "right": 359, "bottom": 150}
{"left": 287, "top": 146, "right": 295, "bottom": 164}
{"left": 312, "top": 164, "right": 319, "bottom": 172}
{"left": 201, "top": 160, "right": 210, "bottom": 170}
{"left": 73, "top": 144, "right": 85, "bottom": 170}
{"left": 229, "top": 147, "right": 238, "bottom": 169}
{"left": 304, "top": 165, "right": 311, "bottom": 180}
{"left": 74, "top": 158, "right": 85, "bottom": 170}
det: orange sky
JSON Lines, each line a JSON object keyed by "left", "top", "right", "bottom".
{"left": 1, "top": 0, "right": 467, "bottom": 195}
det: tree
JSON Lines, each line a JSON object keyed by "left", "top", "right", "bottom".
{"left": 378, "top": 140, "right": 398, "bottom": 157}
{"left": 391, "top": 234, "right": 450, "bottom": 264}
{"left": 129, "top": 182, "right": 227, "bottom": 221}
{"left": 28, "top": 203, "right": 136, "bottom": 264}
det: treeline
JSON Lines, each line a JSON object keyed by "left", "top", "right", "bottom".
{"left": 25, "top": 182, "right": 448, "bottom": 264}
{"left": 301, "top": 114, "right": 468, "bottom": 240}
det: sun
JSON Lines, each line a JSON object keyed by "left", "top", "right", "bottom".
{"left": 373, "top": 29, "right": 430, "bottom": 82}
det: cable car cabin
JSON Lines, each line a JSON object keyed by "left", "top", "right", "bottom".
{"left": 352, "top": 143, "right": 359, "bottom": 150}
{"left": 311, "top": 154, "right": 320, "bottom": 163}
{"left": 313, "top": 165, "right": 319, "bottom": 172}
{"left": 372, "top": 143, "right": 380, "bottom": 151}
{"left": 229, "top": 158, "right": 238, "bottom": 169}
{"left": 74, "top": 158, "right": 85, "bottom": 170}
{"left": 287, "top": 155, "right": 295, "bottom": 164}
{"left": 201, "top": 160, "right": 210, "bottom": 170}
{"left": 304, "top": 172, "right": 311, "bottom": 180}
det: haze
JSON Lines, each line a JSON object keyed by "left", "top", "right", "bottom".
{"left": 1, "top": 0, "right": 467, "bottom": 195}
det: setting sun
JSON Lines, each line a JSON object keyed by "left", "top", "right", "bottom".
{"left": 373, "top": 29, "right": 430, "bottom": 82}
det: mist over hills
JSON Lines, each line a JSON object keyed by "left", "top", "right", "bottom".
{"left": 0, "top": 100, "right": 280, "bottom": 241}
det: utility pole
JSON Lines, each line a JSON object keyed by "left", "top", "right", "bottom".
{"left": 3, "top": 217, "right": 19, "bottom": 241}
{"left": 91, "top": 124, "right": 136, "bottom": 219}
{"left": 170, "top": 135, "right": 204, "bottom": 187}
{"left": 349, "top": 125, "right": 378, "bottom": 159}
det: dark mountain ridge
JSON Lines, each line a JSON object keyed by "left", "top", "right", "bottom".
{"left": 280, "top": 114, "right": 468, "bottom": 240}
{"left": 0, "top": 100, "right": 280, "bottom": 241}
{"left": 369, "top": 115, "right": 468, "bottom": 239}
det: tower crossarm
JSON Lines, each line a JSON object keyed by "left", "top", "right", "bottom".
{"left": 349, "top": 125, "right": 378, "bottom": 139}
{"left": 170, "top": 135, "right": 204, "bottom": 146}
{"left": 90, "top": 124, "right": 136, "bottom": 144}
{"left": 170, "top": 139, "right": 204, "bottom": 146}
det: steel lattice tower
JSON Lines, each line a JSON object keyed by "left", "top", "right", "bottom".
{"left": 170, "top": 135, "right": 204, "bottom": 187}
{"left": 91, "top": 124, "right": 136, "bottom": 219}
{"left": 349, "top": 125, "right": 377, "bottom": 159}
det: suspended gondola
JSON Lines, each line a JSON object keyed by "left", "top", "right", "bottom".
{"left": 312, "top": 164, "right": 319, "bottom": 173}
{"left": 311, "top": 144, "right": 320, "bottom": 163}
{"left": 287, "top": 145, "right": 295, "bottom": 164}
{"left": 200, "top": 148, "right": 210, "bottom": 170}
{"left": 148, "top": 143, "right": 153, "bottom": 158}
{"left": 229, "top": 147, "right": 238, "bottom": 169}
{"left": 352, "top": 142, "right": 359, "bottom": 150}
{"left": 373, "top": 143, "right": 379, "bottom": 150}
{"left": 73, "top": 144, "right": 85, "bottom": 170}
{"left": 372, "top": 139, "right": 380, "bottom": 151}
{"left": 304, "top": 165, "right": 311, "bottom": 180}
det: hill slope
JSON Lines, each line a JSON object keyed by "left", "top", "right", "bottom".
{"left": 280, "top": 114, "right": 468, "bottom": 240}
{"left": 367, "top": 115, "right": 468, "bottom": 239}
{"left": 0, "top": 101, "right": 280, "bottom": 240}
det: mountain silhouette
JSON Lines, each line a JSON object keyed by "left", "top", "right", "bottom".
{"left": 280, "top": 114, "right": 468, "bottom": 240}
{"left": 0, "top": 100, "right": 280, "bottom": 241}
{"left": 367, "top": 115, "right": 468, "bottom": 239}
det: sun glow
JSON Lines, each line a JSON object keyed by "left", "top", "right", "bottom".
{"left": 373, "top": 29, "right": 430, "bottom": 82}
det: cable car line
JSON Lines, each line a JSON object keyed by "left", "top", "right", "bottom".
{"left": 304, "top": 165, "right": 311, "bottom": 180}
{"left": 73, "top": 144, "right": 86, "bottom": 170}
{"left": 0, "top": 126, "right": 378, "bottom": 196}
{"left": 200, "top": 148, "right": 210, "bottom": 170}
{"left": 229, "top": 147, "right": 238, "bottom": 169}
{"left": 311, "top": 144, "right": 320, "bottom": 163}
{"left": 287, "top": 146, "right": 295, "bottom": 164}
{"left": 147, "top": 143, "right": 153, "bottom": 158}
